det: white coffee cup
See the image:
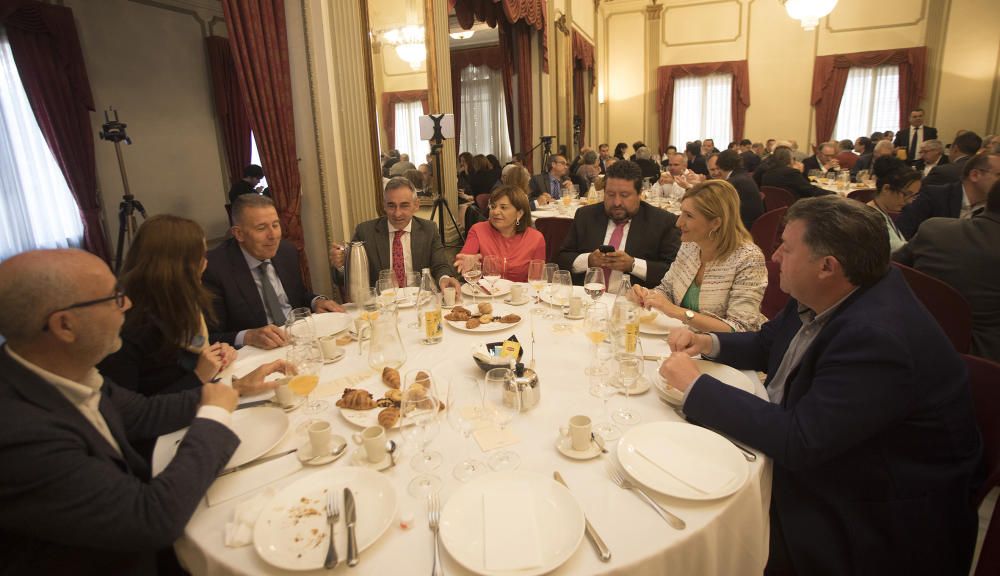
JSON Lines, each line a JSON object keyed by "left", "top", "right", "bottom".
{"left": 274, "top": 379, "right": 295, "bottom": 406}
{"left": 560, "top": 415, "right": 592, "bottom": 451}
{"left": 442, "top": 286, "right": 457, "bottom": 307}
{"left": 509, "top": 284, "right": 525, "bottom": 303}
{"left": 352, "top": 425, "right": 387, "bottom": 463}
{"left": 318, "top": 335, "right": 344, "bottom": 362}
{"left": 308, "top": 421, "right": 332, "bottom": 455}
{"left": 568, "top": 296, "right": 584, "bottom": 317}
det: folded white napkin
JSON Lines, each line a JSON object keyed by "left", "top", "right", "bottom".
{"left": 633, "top": 434, "right": 736, "bottom": 495}
{"left": 482, "top": 483, "right": 543, "bottom": 571}
{"left": 223, "top": 488, "right": 275, "bottom": 547}
{"left": 206, "top": 453, "right": 302, "bottom": 507}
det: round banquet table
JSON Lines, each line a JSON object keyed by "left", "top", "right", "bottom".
{"left": 153, "top": 293, "right": 772, "bottom": 576}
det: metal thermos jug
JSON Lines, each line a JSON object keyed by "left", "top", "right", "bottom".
{"left": 344, "top": 241, "right": 371, "bottom": 305}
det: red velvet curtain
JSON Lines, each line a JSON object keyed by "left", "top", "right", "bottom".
{"left": 811, "top": 47, "right": 926, "bottom": 144}
{"left": 450, "top": 46, "right": 507, "bottom": 153}
{"left": 572, "top": 31, "right": 594, "bottom": 150}
{"left": 221, "top": 0, "right": 311, "bottom": 285}
{"left": 452, "top": 0, "right": 547, "bottom": 73}
{"left": 656, "top": 60, "right": 750, "bottom": 154}
{"left": 205, "top": 35, "right": 251, "bottom": 188}
{"left": 511, "top": 21, "right": 534, "bottom": 172}
{"left": 381, "top": 90, "right": 429, "bottom": 153}
{"left": 1, "top": 0, "right": 109, "bottom": 261}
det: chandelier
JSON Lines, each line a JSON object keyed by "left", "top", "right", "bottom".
{"left": 383, "top": 26, "right": 426, "bottom": 70}
{"left": 781, "top": 0, "right": 838, "bottom": 31}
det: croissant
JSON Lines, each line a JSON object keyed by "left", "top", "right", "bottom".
{"left": 375, "top": 397, "right": 395, "bottom": 408}
{"left": 499, "top": 314, "right": 521, "bottom": 324}
{"left": 378, "top": 407, "right": 400, "bottom": 428}
{"left": 382, "top": 366, "right": 401, "bottom": 389}
{"left": 452, "top": 305, "right": 472, "bottom": 316}
{"left": 335, "top": 388, "right": 377, "bottom": 410}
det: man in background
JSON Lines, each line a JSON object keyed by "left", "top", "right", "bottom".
{"left": 710, "top": 150, "right": 764, "bottom": 230}
{"left": 923, "top": 131, "right": 983, "bottom": 187}
{"left": 897, "top": 152, "right": 1000, "bottom": 239}
{"left": 893, "top": 108, "right": 938, "bottom": 163}
{"left": 227, "top": 164, "right": 267, "bottom": 205}
{"left": 916, "top": 139, "right": 947, "bottom": 178}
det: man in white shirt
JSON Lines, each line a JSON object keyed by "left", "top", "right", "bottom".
{"left": 917, "top": 139, "right": 947, "bottom": 177}
{"left": 893, "top": 108, "right": 938, "bottom": 163}
{"left": 658, "top": 153, "right": 701, "bottom": 198}
{"left": 0, "top": 249, "right": 285, "bottom": 574}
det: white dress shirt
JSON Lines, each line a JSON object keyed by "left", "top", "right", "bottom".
{"left": 571, "top": 219, "right": 648, "bottom": 291}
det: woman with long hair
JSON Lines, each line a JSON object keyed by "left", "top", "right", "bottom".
{"left": 455, "top": 185, "right": 546, "bottom": 283}
{"left": 98, "top": 215, "right": 286, "bottom": 397}
{"left": 870, "top": 156, "right": 920, "bottom": 253}
{"left": 632, "top": 180, "right": 768, "bottom": 332}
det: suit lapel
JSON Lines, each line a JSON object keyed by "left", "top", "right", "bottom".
{"left": 98, "top": 388, "right": 151, "bottom": 477}
{"left": 410, "top": 218, "right": 428, "bottom": 268}
{"left": 226, "top": 240, "right": 268, "bottom": 324}
{"left": 373, "top": 219, "right": 392, "bottom": 278}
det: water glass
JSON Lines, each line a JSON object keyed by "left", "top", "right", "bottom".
{"left": 484, "top": 368, "right": 519, "bottom": 471}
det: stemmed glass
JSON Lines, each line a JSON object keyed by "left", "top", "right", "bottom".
{"left": 462, "top": 259, "right": 482, "bottom": 306}
{"left": 527, "top": 259, "right": 546, "bottom": 312}
{"left": 285, "top": 307, "right": 315, "bottom": 344}
{"left": 551, "top": 270, "right": 573, "bottom": 331}
{"left": 400, "top": 371, "right": 442, "bottom": 497}
{"left": 611, "top": 337, "right": 644, "bottom": 425}
{"left": 447, "top": 376, "right": 488, "bottom": 481}
{"left": 583, "top": 267, "right": 606, "bottom": 304}
{"left": 583, "top": 303, "right": 609, "bottom": 377}
{"left": 482, "top": 255, "right": 502, "bottom": 304}
{"left": 288, "top": 341, "right": 325, "bottom": 431}
{"left": 542, "top": 263, "right": 559, "bottom": 318}
{"left": 484, "top": 367, "right": 520, "bottom": 471}
{"left": 590, "top": 341, "right": 621, "bottom": 441}
{"left": 376, "top": 273, "right": 398, "bottom": 308}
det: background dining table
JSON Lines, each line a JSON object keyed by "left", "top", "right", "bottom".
{"left": 153, "top": 291, "right": 773, "bottom": 576}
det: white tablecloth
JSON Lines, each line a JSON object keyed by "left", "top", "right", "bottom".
{"left": 153, "top": 295, "right": 772, "bottom": 576}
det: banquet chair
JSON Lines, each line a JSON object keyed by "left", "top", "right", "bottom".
{"left": 750, "top": 207, "right": 786, "bottom": 259}
{"left": 892, "top": 262, "right": 973, "bottom": 354}
{"left": 846, "top": 188, "right": 876, "bottom": 204}
{"left": 761, "top": 260, "right": 789, "bottom": 320}
{"left": 760, "top": 186, "right": 796, "bottom": 211}
{"left": 534, "top": 217, "right": 573, "bottom": 263}
{"left": 964, "top": 355, "right": 1000, "bottom": 576}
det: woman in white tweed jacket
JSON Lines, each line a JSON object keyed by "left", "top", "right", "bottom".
{"left": 633, "top": 180, "right": 767, "bottom": 332}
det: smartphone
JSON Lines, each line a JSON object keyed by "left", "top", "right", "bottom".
{"left": 599, "top": 245, "right": 615, "bottom": 253}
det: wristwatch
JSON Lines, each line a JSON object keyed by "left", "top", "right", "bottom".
{"left": 684, "top": 310, "right": 695, "bottom": 324}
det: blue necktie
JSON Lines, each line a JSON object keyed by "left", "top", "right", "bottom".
{"left": 550, "top": 177, "right": 560, "bottom": 199}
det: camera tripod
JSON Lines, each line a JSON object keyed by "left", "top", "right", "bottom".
{"left": 99, "top": 108, "right": 145, "bottom": 274}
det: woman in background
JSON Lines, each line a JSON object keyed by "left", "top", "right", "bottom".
{"left": 869, "top": 156, "right": 920, "bottom": 253}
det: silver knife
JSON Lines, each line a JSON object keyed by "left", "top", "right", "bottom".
{"left": 235, "top": 398, "right": 274, "bottom": 410}
{"left": 553, "top": 471, "right": 611, "bottom": 562}
{"left": 216, "top": 449, "right": 296, "bottom": 477}
{"left": 345, "top": 487, "right": 359, "bottom": 566}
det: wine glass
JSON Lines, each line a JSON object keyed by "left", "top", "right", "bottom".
{"left": 542, "top": 263, "right": 559, "bottom": 319}
{"left": 590, "top": 341, "right": 621, "bottom": 441}
{"left": 400, "top": 371, "right": 442, "bottom": 497}
{"left": 583, "top": 267, "right": 606, "bottom": 304}
{"left": 447, "top": 376, "right": 488, "bottom": 481}
{"left": 285, "top": 307, "right": 315, "bottom": 344}
{"left": 288, "top": 341, "right": 325, "bottom": 418}
{"left": 583, "top": 303, "right": 609, "bottom": 377}
{"left": 376, "top": 276, "right": 397, "bottom": 308}
{"left": 482, "top": 255, "right": 502, "bottom": 304}
{"left": 611, "top": 337, "right": 644, "bottom": 426}
{"left": 484, "top": 367, "right": 519, "bottom": 470}
{"left": 551, "top": 270, "right": 573, "bottom": 331}
{"left": 527, "top": 259, "right": 546, "bottom": 310}
{"left": 462, "top": 259, "right": 482, "bottom": 306}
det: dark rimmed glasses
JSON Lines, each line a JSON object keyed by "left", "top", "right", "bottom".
{"left": 42, "top": 284, "right": 127, "bottom": 330}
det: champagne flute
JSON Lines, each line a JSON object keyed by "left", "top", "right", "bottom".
{"left": 583, "top": 303, "right": 609, "bottom": 377}
{"left": 484, "top": 368, "right": 519, "bottom": 471}
{"left": 612, "top": 337, "right": 644, "bottom": 425}
{"left": 447, "top": 376, "right": 488, "bottom": 481}
{"left": 583, "top": 267, "right": 606, "bottom": 304}
{"left": 401, "top": 372, "right": 442, "bottom": 497}
{"left": 527, "top": 259, "right": 546, "bottom": 312}
{"left": 482, "top": 255, "right": 502, "bottom": 304}
{"left": 462, "top": 259, "right": 482, "bottom": 306}
{"left": 542, "top": 263, "right": 559, "bottom": 319}
{"left": 287, "top": 342, "right": 325, "bottom": 433}
{"left": 590, "top": 341, "right": 621, "bottom": 441}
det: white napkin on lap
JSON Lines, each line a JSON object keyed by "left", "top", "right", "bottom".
{"left": 633, "top": 434, "right": 736, "bottom": 494}
{"left": 207, "top": 453, "right": 302, "bottom": 507}
{"left": 482, "top": 483, "right": 543, "bottom": 571}
{"left": 223, "top": 488, "right": 275, "bottom": 547}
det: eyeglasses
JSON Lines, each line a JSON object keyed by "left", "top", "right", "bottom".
{"left": 42, "top": 284, "right": 127, "bottom": 330}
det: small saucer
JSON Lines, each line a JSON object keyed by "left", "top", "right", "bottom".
{"left": 322, "top": 348, "right": 346, "bottom": 364}
{"left": 297, "top": 435, "right": 348, "bottom": 465}
{"left": 503, "top": 297, "right": 530, "bottom": 306}
{"left": 350, "top": 447, "right": 393, "bottom": 471}
{"left": 555, "top": 435, "right": 601, "bottom": 460}
{"left": 617, "top": 376, "right": 651, "bottom": 395}
{"left": 563, "top": 311, "right": 585, "bottom": 320}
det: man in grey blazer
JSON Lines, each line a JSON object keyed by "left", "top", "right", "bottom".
{"left": 0, "top": 249, "right": 271, "bottom": 575}
{"left": 557, "top": 160, "right": 681, "bottom": 289}
{"left": 331, "top": 177, "right": 460, "bottom": 293}
{"left": 923, "top": 131, "right": 982, "bottom": 187}
{"left": 894, "top": 180, "right": 1000, "bottom": 362}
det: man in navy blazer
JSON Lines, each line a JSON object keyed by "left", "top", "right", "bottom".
{"left": 0, "top": 249, "right": 251, "bottom": 575}
{"left": 203, "top": 194, "right": 342, "bottom": 349}
{"left": 897, "top": 151, "right": 999, "bottom": 239}
{"left": 660, "top": 196, "right": 981, "bottom": 575}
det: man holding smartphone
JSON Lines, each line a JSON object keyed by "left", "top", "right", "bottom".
{"left": 556, "top": 160, "right": 681, "bottom": 290}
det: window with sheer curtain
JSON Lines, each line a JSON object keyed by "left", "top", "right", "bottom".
{"left": 832, "top": 65, "right": 900, "bottom": 141}
{"left": 669, "top": 73, "right": 732, "bottom": 150}
{"left": 0, "top": 27, "right": 83, "bottom": 261}
{"left": 459, "top": 64, "right": 512, "bottom": 163}
{"left": 249, "top": 132, "right": 268, "bottom": 190}
{"left": 393, "top": 100, "right": 431, "bottom": 163}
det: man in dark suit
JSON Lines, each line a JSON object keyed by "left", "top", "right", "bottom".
{"left": 923, "top": 131, "right": 983, "bottom": 187}
{"left": 661, "top": 196, "right": 981, "bottom": 576}
{"left": 850, "top": 139, "right": 894, "bottom": 178}
{"left": 894, "top": 181, "right": 1000, "bottom": 362}
{"left": 557, "top": 160, "right": 681, "bottom": 289}
{"left": 598, "top": 143, "right": 611, "bottom": 174}
{"left": 897, "top": 152, "right": 999, "bottom": 239}
{"left": 710, "top": 150, "right": 764, "bottom": 230}
{"left": 757, "top": 146, "right": 825, "bottom": 199}
{"left": 801, "top": 141, "right": 839, "bottom": 174}
{"left": 893, "top": 108, "right": 938, "bottom": 163}
{"left": 634, "top": 146, "right": 661, "bottom": 181}
{"left": 203, "top": 194, "right": 343, "bottom": 349}
{"left": 330, "top": 177, "right": 460, "bottom": 291}
{"left": 528, "top": 154, "right": 571, "bottom": 207}
{"left": 915, "top": 138, "right": 947, "bottom": 177}
{"left": 685, "top": 141, "right": 710, "bottom": 177}
{"left": 739, "top": 139, "right": 761, "bottom": 173}
{"left": 0, "top": 249, "right": 252, "bottom": 575}
{"left": 227, "top": 164, "right": 268, "bottom": 205}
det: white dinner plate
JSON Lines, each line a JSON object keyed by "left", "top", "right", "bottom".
{"left": 253, "top": 467, "right": 397, "bottom": 571}
{"left": 224, "top": 407, "right": 290, "bottom": 469}
{"left": 638, "top": 310, "right": 683, "bottom": 335}
{"left": 617, "top": 421, "right": 749, "bottom": 500}
{"left": 654, "top": 359, "right": 757, "bottom": 406}
{"left": 461, "top": 278, "right": 512, "bottom": 297}
{"left": 339, "top": 406, "right": 402, "bottom": 429}
{"left": 313, "top": 312, "right": 352, "bottom": 337}
{"left": 440, "top": 470, "right": 584, "bottom": 576}
{"left": 538, "top": 285, "right": 586, "bottom": 306}
{"left": 445, "top": 306, "right": 523, "bottom": 333}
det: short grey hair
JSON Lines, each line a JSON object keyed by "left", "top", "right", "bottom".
{"left": 582, "top": 150, "right": 598, "bottom": 165}
{"left": 873, "top": 140, "right": 895, "bottom": 155}
{"left": 921, "top": 139, "right": 943, "bottom": 151}
{"left": 231, "top": 193, "right": 276, "bottom": 225}
{"left": 383, "top": 176, "right": 417, "bottom": 200}
{"left": 636, "top": 146, "right": 652, "bottom": 160}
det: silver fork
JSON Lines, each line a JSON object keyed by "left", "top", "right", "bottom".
{"left": 428, "top": 493, "right": 444, "bottom": 576}
{"left": 606, "top": 461, "right": 686, "bottom": 530}
{"left": 324, "top": 492, "right": 340, "bottom": 569}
